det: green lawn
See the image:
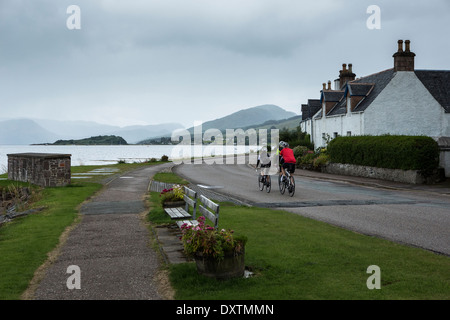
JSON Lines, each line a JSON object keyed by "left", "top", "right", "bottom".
{"left": 0, "top": 181, "right": 102, "bottom": 299}
{"left": 146, "top": 170, "right": 450, "bottom": 300}
{"left": 166, "top": 203, "right": 450, "bottom": 299}
{"left": 0, "top": 162, "right": 163, "bottom": 300}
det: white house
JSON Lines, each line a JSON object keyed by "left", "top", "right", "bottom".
{"left": 300, "top": 40, "right": 450, "bottom": 176}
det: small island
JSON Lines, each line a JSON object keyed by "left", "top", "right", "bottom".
{"left": 51, "top": 135, "right": 128, "bottom": 145}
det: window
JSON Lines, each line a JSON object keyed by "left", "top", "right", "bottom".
{"left": 347, "top": 131, "right": 352, "bottom": 136}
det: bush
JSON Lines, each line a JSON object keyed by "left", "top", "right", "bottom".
{"left": 160, "top": 155, "right": 169, "bottom": 162}
{"left": 280, "top": 127, "right": 314, "bottom": 150}
{"left": 313, "top": 153, "right": 330, "bottom": 168}
{"left": 327, "top": 135, "right": 440, "bottom": 172}
{"left": 293, "top": 146, "right": 309, "bottom": 158}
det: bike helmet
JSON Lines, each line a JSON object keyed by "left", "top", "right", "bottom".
{"left": 279, "top": 141, "right": 286, "bottom": 148}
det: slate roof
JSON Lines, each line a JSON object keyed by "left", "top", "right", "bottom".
{"left": 321, "top": 91, "right": 344, "bottom": 103}
{"left": 351, "top": 68, "right": 396, "bottom": 112}
{"left": 302, "top": 68, "right": 450, "bottom": 120}
{"left": 322, "top": 69, "right": 395, "bottom": 116}
{"left": 301, "top": 99, "right": 321, "bottom": 120}
{"left": 415, "top": 70, "right": 450, "bottom": 113}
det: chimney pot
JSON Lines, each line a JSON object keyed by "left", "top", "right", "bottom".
{"left": 405, "top": 40, "right": 411, "bottom": 52}
{"left": 342, "top": 63, "right": 347, "bottom": 71}
{"left": 397, "top": 40, "right": 404, "bottom": 52}
{"left": 327, "top": 81, "right": 331, "bottom": 90}
{"left": 349, "top": 64, "right": 353, "bottom": 73}
{"left": 323, "top": 83, "right": 326, "bottom": 90}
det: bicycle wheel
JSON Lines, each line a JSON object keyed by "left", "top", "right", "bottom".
{"left": 258, "top": 175, "right": 264, "bottom": 191}
{"left": 266, "top": 175, "right": 271, "bottom": 193}
{"left": 279, "top": 175, "right": 286, "bottom": 194}
{"left": 288, "top": 175, "right": 295, "bottom": 197}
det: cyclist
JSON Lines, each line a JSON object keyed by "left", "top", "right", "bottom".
{"left": 256, "top": 146, "right": 271, "bottom": 177}
{"left": 279, "top": 141, "right": 296, "bottom": 179}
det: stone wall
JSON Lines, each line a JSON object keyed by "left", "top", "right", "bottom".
{"left": 324, "top": 163, "right": 445, "bottom": 185}
{"left": 435, "top": 137, "right": 450, "bottom": 178}
{"left": 7, "top": 153, "right": 71, "bottom": 187}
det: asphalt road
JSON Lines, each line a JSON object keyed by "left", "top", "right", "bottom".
{"left": 174, "top": 159, "right": 450, "bottom": 256}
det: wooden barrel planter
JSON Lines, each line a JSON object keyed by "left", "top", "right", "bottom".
{"left": 194, "top": 249, "right": 245, "bottom": 280}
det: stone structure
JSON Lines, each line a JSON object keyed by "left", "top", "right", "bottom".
{"left": 7, "top": 153, "right": 71, "bottom": 187}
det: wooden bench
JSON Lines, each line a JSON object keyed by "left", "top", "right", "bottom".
{"left": 176, "top": 195, "right": 220, "bottom": 229}
{"left": 164, "top": 186, "right": 197, "bottom": 220}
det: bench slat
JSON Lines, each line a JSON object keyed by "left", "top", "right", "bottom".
{"left": 199, "top": 205, "right": 218, "bottom": 226}
{"left": 176, "top": 219, "right": 199, "bottom": 229}
{"left": 199, "top": 195, "right": 219, "bottom": 212}
{"left": 184, "top": 186, "right": 197, "bottom": 199}
{"left": 164, "top": 207, "right": 192, "bottom": 219}
{"left": 198, "top": 195, "right": 219, "bottom": 229}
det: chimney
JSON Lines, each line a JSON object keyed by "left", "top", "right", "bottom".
{"left": 393, "top": 39, "right": 415, "bottom": 72}
{"left": 327, "top": 81, "right": 332, "bottom": 90}
{"left": 339, "top": 63, "right": 356, "bottom": 89}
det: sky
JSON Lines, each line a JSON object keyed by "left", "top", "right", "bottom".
{"left": 1, "top": 0, "right": 449, "bottom": 128}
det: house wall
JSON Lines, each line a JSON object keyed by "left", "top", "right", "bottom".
{"left": 364, "top": 71, "right": 449, "bottom": 136}
{"left": 311, "top": 112, "right": 364, "bottom": 148}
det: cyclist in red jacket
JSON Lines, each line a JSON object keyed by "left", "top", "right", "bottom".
{"left": 279, "top": 141, "right": 296, "bottom": 178}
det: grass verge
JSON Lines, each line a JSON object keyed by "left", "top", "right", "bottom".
{"left": 0, "top": 181, "right": 102, "bottom": 299}
{"left": 0, "top": 161, "right": 165, "bottom": 300}
{"left": 148, "top": 170, "right": 449, "bottom": 299}
{"left": 167, "top": 203, "right": 449, "bottom": 299}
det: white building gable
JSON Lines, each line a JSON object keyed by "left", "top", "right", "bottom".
{"left": 364, "top": 71, "right": 449, "bottom": 137}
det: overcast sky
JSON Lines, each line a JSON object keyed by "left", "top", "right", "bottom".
{"left": 1, "top": 0, "right": 449, "bottom": 128}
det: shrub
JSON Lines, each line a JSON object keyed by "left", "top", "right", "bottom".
{"left": 293, "top": 146, "right": 309, "bottom": 158}
{"left": 327, "top": 135, "right": 440, "bottom": 172}
{"left": 313, "top": 153, "right": 330, "bottom": 169}
{"left": 160, "top": 155, "right": 169, "bottom": 162}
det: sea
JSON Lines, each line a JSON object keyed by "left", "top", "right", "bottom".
{"left": 0, "top": 144, "right": 261, "bottom": 174}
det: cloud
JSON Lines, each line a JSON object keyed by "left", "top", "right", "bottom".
{"left": 0, "top": 0, "right": 449, "bottom": 127}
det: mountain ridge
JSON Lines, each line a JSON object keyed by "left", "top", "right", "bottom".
{"left": 0, "top": 104, "right": 298, "bottom": 145}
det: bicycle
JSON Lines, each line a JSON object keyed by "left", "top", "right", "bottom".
{"left": 279, "top": 168, "right": 295, "bottom": 197}
{"left": 257, "top": 169, "right": 271, "bottom": 193}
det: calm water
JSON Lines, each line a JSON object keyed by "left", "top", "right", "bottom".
{"left": 0, "top": 144, "right": 260, "bottom": 173}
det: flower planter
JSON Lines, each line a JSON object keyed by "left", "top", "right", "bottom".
{"left": 194, "top": 249, "right": 245, "bottom": 280}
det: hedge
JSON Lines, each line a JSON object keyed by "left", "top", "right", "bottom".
{"left": 327, "top": 135, "right": 440, "bottom": 172}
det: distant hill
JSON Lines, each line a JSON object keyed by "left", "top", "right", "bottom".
{"left": 138, "top": 104, "right": 298, "bottom": 144}
{"left": 188, "top": 104, "right": 297, "bottom": 133}
{"left": 0, "top": 105, "right": 298, "bottom": 145}
{"left": 242, "top": 115, "right": 302, "bottom": 131}
{"left": 0, "top": 119, "right": 59, "bottom": 145}
{"left": 33, "top": 119, "right": 184, "bottom": 144}
{"left": 0, "top": 118, "right": 184, "bottom": 145}
{"left": 51, "top": 135, "right": 128, "bottom": 145}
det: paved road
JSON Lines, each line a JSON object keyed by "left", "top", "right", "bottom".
{"left": 32, "top": 163, "right": 174, "bottom": 300}
{"left": 174, "top": 160, "right": 450, "bottom": 256}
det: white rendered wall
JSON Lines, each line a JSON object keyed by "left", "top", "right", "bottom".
{"left": 364, "top": 72, "right": 449, "bottom": 137}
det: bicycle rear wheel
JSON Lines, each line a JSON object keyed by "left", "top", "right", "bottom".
{"left": 288, "top": 175, "right": 295, "bottom": 197}
{"left": 279, "top": 175, "right": 286, "bottom": 194}
{"left": 258, "top": 175, "right": 264, "bottom": 191}
{"left": 266, "top": 175, "right": 271, "bottom": 193}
